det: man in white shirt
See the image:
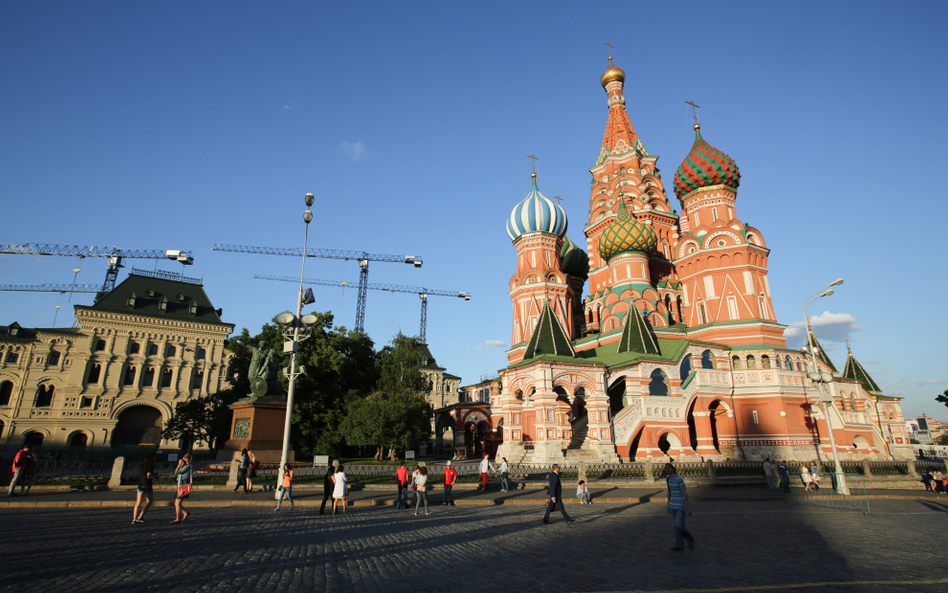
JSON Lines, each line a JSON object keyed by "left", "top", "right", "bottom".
{"left": 478, "top": 453, "right": 493, "bottom": 491}
{"left": 762, "top": 458, "right": 777, "bottom": 490}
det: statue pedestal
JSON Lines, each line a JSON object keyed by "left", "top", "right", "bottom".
{"left": 217, "top": 396, "right": 295, "bottom": 464}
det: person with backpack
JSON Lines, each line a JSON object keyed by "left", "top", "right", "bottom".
{"left": 442, "top": 461, "right": 457, "bottom": 506}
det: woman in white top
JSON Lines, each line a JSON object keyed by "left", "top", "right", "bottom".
{"left": 331, "top": 464, "right": 348, "bottom": 515}
{"left": 800, "top": 463, "right": 813, "bottom": 492}
{"left": 413, "top": 466, "right": 429, "bottom": 516}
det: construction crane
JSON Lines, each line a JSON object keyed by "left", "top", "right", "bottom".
{"left": 254, "top": 274, "right": 470, "bottom": 343}
{"left": 213, "top": 243, "right": 422, "bottom": 333}
{"left": 0, "top": 283, "right": 101, "bottom": 294}
{"left": 0, "top": 244, "right": 194, "bottom": 293}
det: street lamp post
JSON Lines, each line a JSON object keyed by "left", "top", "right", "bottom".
{"left": 274, "top": 193, "right": 319, "bottom": 498}
{"left": 801, "top": 278, "right": 849, "bottom": 495}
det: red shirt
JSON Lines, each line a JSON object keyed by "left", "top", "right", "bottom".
{"left": 12, "top": 450, "right": 28, "bottom": 471}
{"left": 396, "top": 466, "right": 409, "bottom": 485}
{"left": 444, "top": 467, "right": 457, "bottom": 485}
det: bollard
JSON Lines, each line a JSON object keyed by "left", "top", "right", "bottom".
{"left": 862, "top": 458, "right": 873, "bottom": 477}
{"left": 226, "top": 458, "right": 238, "bottom": 488}
{"left": 578, "top": 461, "right": 586, "bottom": 484}
{"left": 906, "top": 460, "right": 917, "bottom": 477}
{"left": 645, "top": 457, "right": 655, "bottom": 483}
{"left": 707, "top": 459, "right": 716, "bottom": 482}
{"left": 108, "top": 456, "right": 125, "bottom": 489}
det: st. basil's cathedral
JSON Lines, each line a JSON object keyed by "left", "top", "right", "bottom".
{"left": 491, "top": 55, "right": 912, "bottom": 464}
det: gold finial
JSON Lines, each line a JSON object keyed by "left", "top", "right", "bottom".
{"left": 846, "top": 338, "right": 852, "bottom": 353}
{"left": 686, "top": 100, "right": 701, "bottom": 132}
{"left": 527, "top": 154, "right": 538, "bottom": 181}
{"left": 600, "top": 44, "right": 625, "bottom": 88}
{"left": 605, "top": 42, "right": 614, "bottom": 63}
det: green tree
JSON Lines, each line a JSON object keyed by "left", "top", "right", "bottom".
{"left": 376, "top": 332, "right": 432, "bottom": 397}
{"left": 162, "top": 389, "right": 238, "bottom": 454}
{"left": 341, "top": 391, "right": 432, "bottom": 461}
{"left": 936, "top": 389, "right": 948, "bottom": 408}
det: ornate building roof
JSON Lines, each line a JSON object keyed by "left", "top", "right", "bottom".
{"left": 596, "top": 57, "right": 640, "bottom": 164}
{"left": 617, "top": 308, "right": 660, "bottom": 355}
{"left": 806, "top": 329, "right": 839, "bottom": 373}
{"left": 523, "top": 302, "right": 575, "bottom": 360}
{"left": 559, "top": 236, "right": 589, "bottom": 278}
{"left": 506, "top": 173, "right": 568, "bottom": 241}
{"left": 597, "top": 200, "right": 657, "bottom": 260}
{"left": 673, "top": 124, "right": 741, "bottom": 198}
{"left": 842, "top": 345, "right": 882, "bottom": 393}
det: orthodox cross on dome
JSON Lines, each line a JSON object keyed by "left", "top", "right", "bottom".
{"left": 527, "top": 154, "right": 539, "bottom": 174}
{"left": 554, "top": 195, "right": 563, "bottom": 205}
{"left": 686, "top": 100, "right": 701, "bottom": 125}
{"left": 846, "top": 338, "right": 852, "bottom": 353}
{"left": 604, "top": 42, "right": 614, "bottom": 62}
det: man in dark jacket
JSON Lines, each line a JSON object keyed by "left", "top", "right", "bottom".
{"left": 543, "top": 464, "right": 574, "bottom": 525}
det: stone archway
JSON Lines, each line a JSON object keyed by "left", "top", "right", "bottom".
{"left": 658, "top": 432, "right": 681, "bottom": 456}
{"left": 69, "top": 431, "right": 89, "bottom": 448}
{"left": 111, "top": 405, "right": 163, "bottom": 448}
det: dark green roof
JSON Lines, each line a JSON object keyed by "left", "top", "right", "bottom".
{"left": 617, "top": 308, "right": 660, "bottom": 356}
{"left": 508, "top": 337, "right": 690, "bottom": 372}
{"left": 523, "top": 302, "right": 575, "bottom": 359}
{"left": 76, "top": 272, "right": 232, "bottom": 326}
{"left": 417, "top": 343, "right": 445, "bottom": 370}
{"left": 807, "top": 330, "right": 838, "bottom": 373}
{"left": 842, "top": 348, "right": 881, "bottom": 393}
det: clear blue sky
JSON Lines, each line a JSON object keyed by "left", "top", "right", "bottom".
{"left": 2, "top": 1, "right": 946, "bottom": 419}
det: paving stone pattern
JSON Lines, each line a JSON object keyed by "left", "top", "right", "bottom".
{"left": 1, "top": 498, "right": 947, "bottom": 593}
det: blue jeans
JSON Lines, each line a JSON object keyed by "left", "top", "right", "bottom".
{"left": 500, "top": 475, "right": 510, "bottom": 491}
{"left": 276, "top": 486, "right": 293, "bottom": 508}
{"left": 669, "top": 507, "right": 694, "bottom": 548}
{"left": 415, "top": 491, "right": 429, "bottom": 513}
{"left": 396, "top": 484, "right": 407, "bottom": 509}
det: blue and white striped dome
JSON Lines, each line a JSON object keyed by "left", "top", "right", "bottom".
{"left": 506, "top": 174, "right": 568, "bottom": 242}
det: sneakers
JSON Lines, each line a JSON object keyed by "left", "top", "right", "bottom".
{"left": 566, "top": 520, "right": 575, "bottom": 525}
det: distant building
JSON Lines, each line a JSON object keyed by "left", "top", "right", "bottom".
{"left": 416, "top": 343, "right": 461, "bottom": 456}
{"left": 0, "top": 270, "right": 234, "bottom": 455}
{"left": 434, "top": 376, "right": 501, "bottom": 459}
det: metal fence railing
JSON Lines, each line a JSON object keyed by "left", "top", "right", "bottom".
{"left": 789, "top": 471, "right": 871, "bottom": 515}
{"left": 28, "top": 458, "right": 114, "bottom": 485}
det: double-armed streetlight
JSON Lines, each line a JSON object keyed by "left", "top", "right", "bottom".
{"left": 800, "top": 277, "right": 849, "bottom": 495}
{"left": 274, "top": 192, "right": 318, "bottom": 496}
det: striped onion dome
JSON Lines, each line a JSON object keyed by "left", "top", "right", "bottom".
{"left": 506, "top": 173, "right": 568, "bottom": 242}
{"left": 673, "top": 124, "right": 741, "bottom": 198}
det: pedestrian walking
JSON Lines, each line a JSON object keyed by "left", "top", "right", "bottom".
{"left": 442, "top": 461, "right": 457, "bottom": 506}
{"left": 275, "top": 464, "right": 294, "bottom": 510}
{"left": 413, "top": 465, "right": 429, "bottom": 516}
{"left": 395, "top": 461, "right": 409, "bottom": 510}
{"left": 576, "top": 480, "right": 591, "bottom": 504}
{"left": 319, "top": 465, "right": 335, "bottom": 514}
{"left": 762, "top": 458, "right": 778, "bottom": 490}
{"left": 170, "top": 454, "right": 193, "bottom": 524}
{"left": 664, "top": 463, "right": 694, "bottom": 551}
{"left": 921, "top": 470, "right": 934, "bottom": 491}
{"left": 132, "top": 453, "right": 155, "bottom": 524}
{"left": 809, "top": 461, "right": 821, "bottom": 490}
{"left": 497, "top": 457, "right": 510, "bottom": 492}
{"left": 234, "top": 448, "right": 249, "bottom": 494}
{"left": 800, "top": 463, "right": 814, "bottom": 492}
{"left": 7, "top": 445, "right": 32, "bottom": 497}
{"left": 778, "top": 460, "right": 791, "bottom": 493}
{"left": 332, "top": 464, "right": 347, "bottom": 515}
{"left": 542, "top": 464, "right": 573, "bottom": 525}
{"left": 246, "top": 451, "right": 257, "bottom": 492}
{"left": 934, "top": 470, "right": 946, "bottom": 494}
{"left": 478, "top": 453, "right": 493, "bottom": 491}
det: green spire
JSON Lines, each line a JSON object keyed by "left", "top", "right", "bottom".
{"left": 841, "top": 341, "right": 881, "bottom": 393}
{"left": 523, "top": 302, "right": 575, "bottom": 359}
{"left": 806, "top": 329, "right": 838, "bottom": 373}
{"left": 617, "top": 307, "right": 660, "bottom": 355}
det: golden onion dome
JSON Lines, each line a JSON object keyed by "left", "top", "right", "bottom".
{"left": 601, "top": 56, "right": 625, "bottom": 88}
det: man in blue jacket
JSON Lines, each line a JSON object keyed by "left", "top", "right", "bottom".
{"left": 543, "top": 464, "right": 574, "bottom": 525}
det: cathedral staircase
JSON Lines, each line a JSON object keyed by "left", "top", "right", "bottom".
{"left": 563, "top": 414, "right": 603, "bottom": 462}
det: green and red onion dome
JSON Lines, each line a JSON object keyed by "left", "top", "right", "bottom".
{"left": 597, "top": 200, "right": 657, "bottom": 261}
{"left": 673, "top": 124, "right": 741, "bottom": 198}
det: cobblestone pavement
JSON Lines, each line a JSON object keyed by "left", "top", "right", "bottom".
{"left": 1, "top": 498, "right": 946, "bottom": 593}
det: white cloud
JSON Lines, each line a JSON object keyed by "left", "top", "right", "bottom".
{"left": 918, "top": 379, "right": 948, "bottom": 385}
{"left": 341, "top": 141, "right": 365, "bottom": 162}
{"left": 783, "top": 310, "right": 863, "bottom": 349}
{"left": 476, "top": 339, "right": 508, "bottom": 350}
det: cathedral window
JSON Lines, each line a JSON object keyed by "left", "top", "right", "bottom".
{"left": 732, "top": 356, "right": 741, "bottom": 369}
{"left": 698, "top": 303, "right": 708, "bottom": 325}
{"left": 761, "top": 355, "right": 771, "bottom": 369}
{"left": 36, "top": 384, "right": 54, "bottom": 407}
{"left": 785, "top": 355, "right": 793, "bottom": 370}
{"left": 758, "top": 296, "right": 770, "bottom": 320}
{"left": 752, "top": 410, "right": 759, "bottom": 424}
{"left": 747, "top": 355, "right": 757, "bottom": 369}
{"left": 712, "top": 208, "right": 719, "bottom": 221}
{"left": 701, "top": 350, "right": 715, "bottom": 369}
{"left": 0, "top": 380, "right": 13, "bottom": 406}
{"left": 649, "top": 369, "right": 669, "bottom": 396}
{"left": 727, "top": 297, "right": 739, "bottom": 320}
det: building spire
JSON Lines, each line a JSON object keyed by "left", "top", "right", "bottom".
{"left": 686, "top": 100, "right": 701, "bottom": 132}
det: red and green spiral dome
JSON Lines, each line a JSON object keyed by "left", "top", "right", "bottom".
{"left": 673, "top": 125, "right": 741, "bottom": 198}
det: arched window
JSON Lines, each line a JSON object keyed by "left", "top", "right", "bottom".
{"left": 732, "top": 356, "right": 741, "bottom": 370}
{"left": 679, "top": 355, "right": 692, "bottom": 381}
{"left": 23, "top": 431, "right": 44, "bottom": 447}
{"left": 649, "top": 369, "right": 669, "bottom": 396}
{"left": 0, "top": 380, "right": 13, "bottom": 406}
{"left": 698, "top": 303, "right": 708, "bottom": 325}
{"left": 142, "top": 367, "right": 155, "bottom": 387}
{"left": 701, "top": 350, "right": 715, "bottom": 369}
{"left": 785, "top": 355, "right": 793, "bottom": 370}
{"left": 47, "top": 351, "right": 61, "bottom": 366}
{"left": 69, "top": 432, "right": 88, "bottom": 448}
{"left": 87, "top": 364, "right": 102, "bottom": 384}
{"left": 192, "top": 371, "right": 203, "bottom": 389}
{"left": 36, "top": 384, "right": 54, "bottom": 407}
{"left": 166, "top": 345, "right": 176, "bottom": 358}
{"left": 123, "top": 366, "right": 137, "bottom": 386}
{"left": 850, "top": 394, "right": 858, "bottom": 412}
{"left": 761, "top": 355, "right": 771, "bottom": 369}
{"left": 160, "top": 369, "right": 173, "bottom": 388}
{"left": 746, "top": 355, "right": 757, "bottom": 369}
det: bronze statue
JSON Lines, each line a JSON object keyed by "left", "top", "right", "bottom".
{"left": 247, "top": 342, "right": 279, "bottom": 398}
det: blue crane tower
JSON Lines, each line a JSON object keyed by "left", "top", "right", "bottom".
{"left": 0, "top": 243, "right": 194, "bottom": 293}
{"left": 253, "top": 274, "right": 470, "bottom": 344}
{"left": 212, "top": 243, "right": 423, "bottom": 334}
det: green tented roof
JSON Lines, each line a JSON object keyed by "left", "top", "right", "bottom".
{"left": 523, "top": 302, "right": 575, "bottom": 360}
{"left": 617, "top": 308, "right": 660, "bottom": 355}
{"left": 806, "top": 330, "right": 838, "bottom": 373}
{"left": 77, "top": 272, "right": 232, "bottom": 327}
{"left": 842, "top": 349, "right": 881, "bottom": 393}
{"left": 508, "top": 337, "right": 689, "bottom": 372}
